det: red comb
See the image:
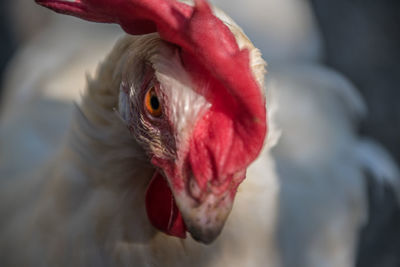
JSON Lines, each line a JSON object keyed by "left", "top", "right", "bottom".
{"left": 36, "top": 0, "right": 267, "bottom": 177}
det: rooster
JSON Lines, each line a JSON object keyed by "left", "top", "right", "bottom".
{"left": 0, "top": 0, "right": 398, "bottom": 267}
{"left": 0, "top": 0, "right": 281, "bottom": 266}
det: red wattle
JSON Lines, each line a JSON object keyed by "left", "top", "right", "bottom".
{"left": 145, "top": 171, "right": 187, "bottom": 238}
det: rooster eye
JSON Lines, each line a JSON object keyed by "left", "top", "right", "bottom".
{"left": 145, "top": 87, "right": 162, "bottom": 117}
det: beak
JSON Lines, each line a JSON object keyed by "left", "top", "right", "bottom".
{"left": 174, "top": 189, "right": 234, "bottom": 244}
{"left": 172, "top": 168, "right": 245, "bottom": 244}
{"left": 149, "top": 158, "right": 245, "bottom": 244}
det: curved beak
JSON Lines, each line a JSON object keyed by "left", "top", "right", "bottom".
{"left": 174, "top": 189, "right": 234, "bottom": 244}
{"left": 172, "top": 168, "right": 245, "bottom": 244}
{"left": 150, "top": 155, "right": 246, "bottom": 244}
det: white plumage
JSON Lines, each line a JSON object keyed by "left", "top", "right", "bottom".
{"left": 0, "top": 0, "right": 398, "bottom": 267}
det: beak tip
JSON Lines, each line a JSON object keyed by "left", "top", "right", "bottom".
{"left": 174, "top": 181, "right": 236, "bottom": 244}
{"left": 188, "top": 224, "right": 224, "bottom": 244}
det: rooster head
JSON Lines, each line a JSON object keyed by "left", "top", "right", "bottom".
{"left": 35, "top": 0, "right": 267, "bottom": 244}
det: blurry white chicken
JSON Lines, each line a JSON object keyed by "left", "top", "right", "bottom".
{"left": 0, "top": 0, "right": 398, "bottom": 267}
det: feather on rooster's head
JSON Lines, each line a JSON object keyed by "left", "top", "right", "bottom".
{"left": 35, "top": 0, "right": 267, "bottom": 244}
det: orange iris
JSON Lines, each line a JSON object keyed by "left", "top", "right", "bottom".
{"left": 144, "top": 87, "right": 162, "bottom": 117}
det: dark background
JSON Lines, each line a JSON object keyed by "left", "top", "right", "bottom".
{"left": 0, "top": 2, "right": 17, "bottom": 89}
{"left": 1, "top": 1, "right": 399, "bottom": 266}
{"left": 311, "top": 0, "right": 400, "bottom": 165}
{"left": 311, "top": 1, "right": 400, "bottom": 266}
{"left": 308, "top": 2, "right": 400, "bottom": 266}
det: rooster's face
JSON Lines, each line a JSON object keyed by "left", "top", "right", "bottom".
{"left": 119, "top": 38, "right": 250, "bottom": 243}
{"left": 36, "top": 0, "right": 267, "bottom": 244}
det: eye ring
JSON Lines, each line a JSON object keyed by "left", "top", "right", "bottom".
{"left": 144, "top": 87, "right": 162, "bottom": 117}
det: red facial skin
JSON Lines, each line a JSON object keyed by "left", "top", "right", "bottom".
{"left": 36, "top": 0, "right": 267, "bottom": 240}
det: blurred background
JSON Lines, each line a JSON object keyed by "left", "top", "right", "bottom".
{"left": 0, "top": 0, "right": 399, "bottom": 266}
{"left": 309, "top": 2, "right": 400, "bottom": 266}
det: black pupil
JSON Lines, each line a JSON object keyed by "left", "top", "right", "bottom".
{"left": 150, "top": 95, "right": 160, "bottom": 110}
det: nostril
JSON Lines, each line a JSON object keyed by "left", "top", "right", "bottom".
{"left": 188, "top": 176, "right": 203, "bottom": 200}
